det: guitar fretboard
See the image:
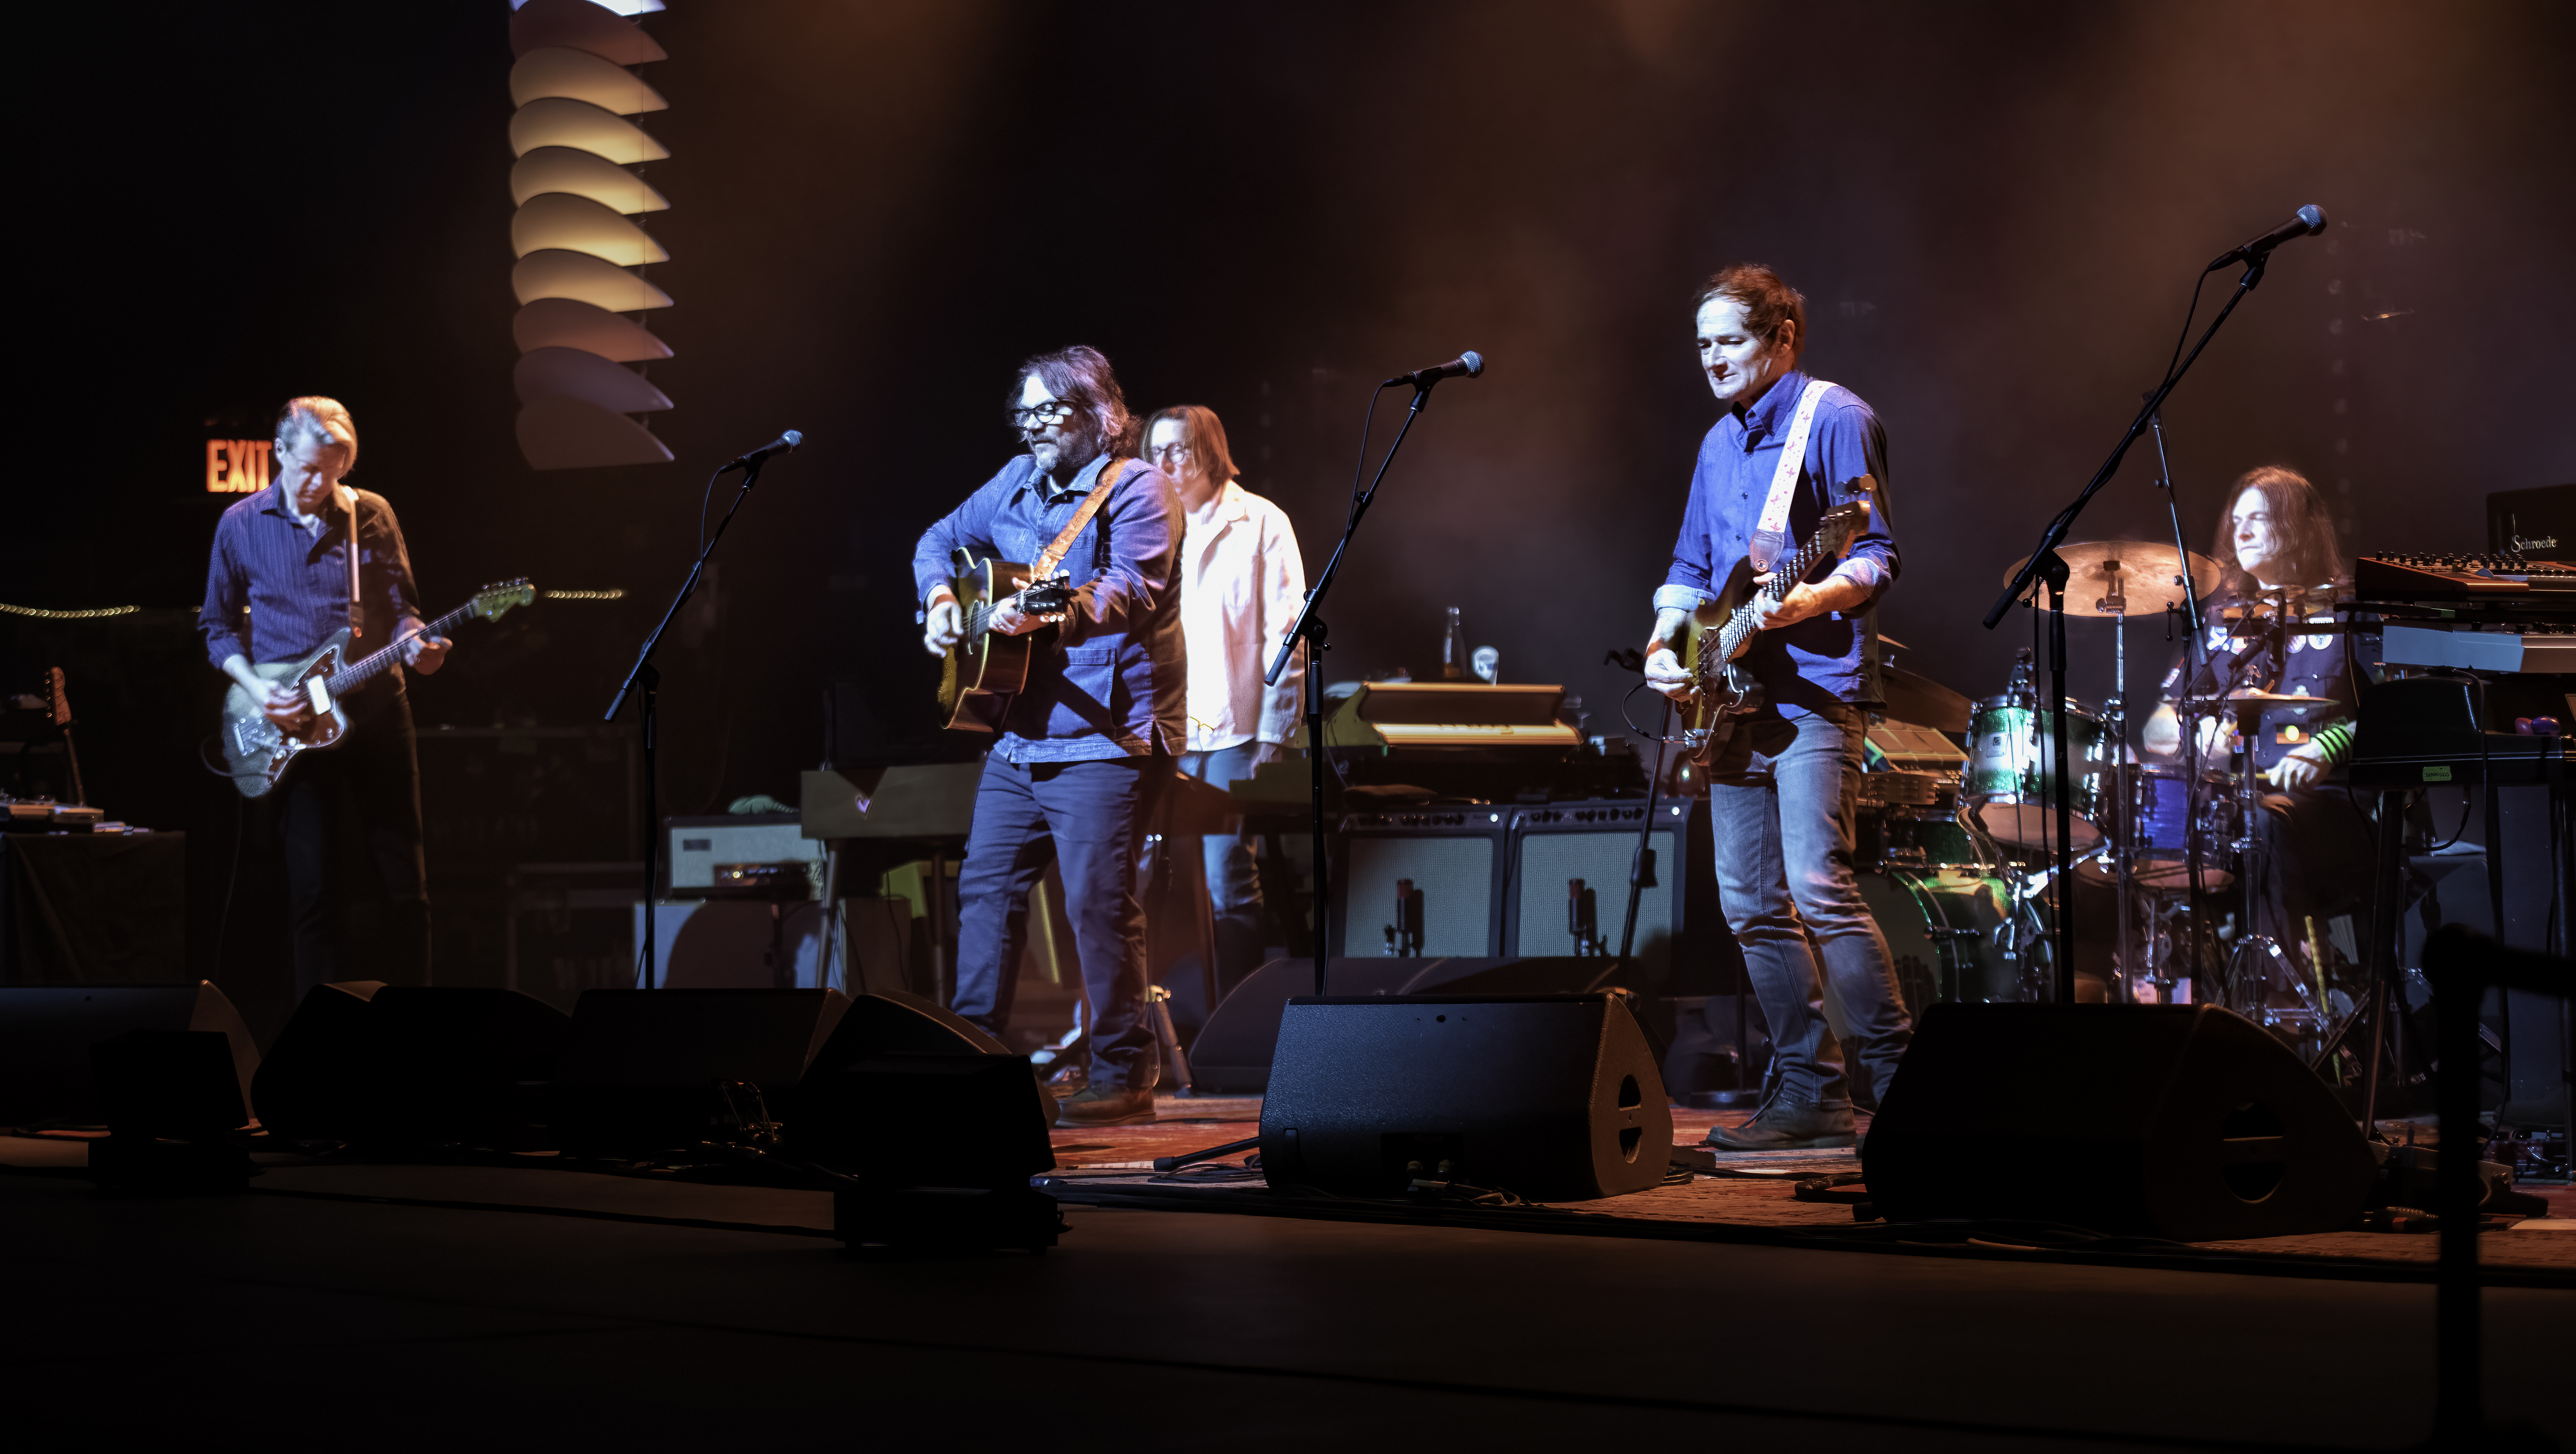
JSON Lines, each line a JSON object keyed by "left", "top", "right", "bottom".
{"left": 336, "top": 601, "right": 481, "bottom": 691}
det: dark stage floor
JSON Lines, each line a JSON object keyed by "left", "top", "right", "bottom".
{"left": 9, "top": 1122, "right": 2573, "bottom": 1451}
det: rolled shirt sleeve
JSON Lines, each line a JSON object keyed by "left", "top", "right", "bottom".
{"left": 912, "top": 461, "right": 1016, "bottom": 607}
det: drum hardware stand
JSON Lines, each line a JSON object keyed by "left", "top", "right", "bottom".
{"left": 2148, "top": 407, "right": 2226, "bottom": 995}
{"left": 2098, "top": 560, "right": 2139, "bottom": 1004}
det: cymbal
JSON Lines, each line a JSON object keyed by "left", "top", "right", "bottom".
{"left": 2001, "top": 541, "right": 2223, "bottom": 618}
{"left": 1881, "top": 664, "right": 1972, "bottom": 733}
{"left": 2224, "top": 690, "right": 2341, "bottom": 708}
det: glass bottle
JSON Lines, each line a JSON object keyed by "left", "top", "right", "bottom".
{"left": 1441, "top": 606, "right": 1467, "bottom": 679}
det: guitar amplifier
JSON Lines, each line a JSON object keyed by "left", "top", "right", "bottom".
{"left": 1505, "top": 800, "right": 1691, "bottom": 975}
{"left": 1329, "top": 807, "right": 1511, "bottom": 958}
{"left": 662, "top": 813, "right": 820, "bottom": 899}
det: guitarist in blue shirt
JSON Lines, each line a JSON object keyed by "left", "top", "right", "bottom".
{"left": 914, "top": 347, "right": 1185, "bottom": 1127}
{"left": 1643, "top": 265, "right": 1912, "bottom": 1150}
{"left": 200, "top": 397, "right": 448, "bottom": 998}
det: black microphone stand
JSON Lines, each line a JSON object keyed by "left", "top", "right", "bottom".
{"left": 606, "top": 454, "right": 778, "bottom": 989}
{"left": 1985, "top": 252, "right": 2276, "bottom": 1004}
{"left": 1267, "top": 376, "right": 1452, "bottom": 998}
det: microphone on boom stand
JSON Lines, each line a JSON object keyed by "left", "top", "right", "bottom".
{"left": 1381, "top": 351, "right": 1485, "bottom": 390}
{"left": 717, "top": 429, "right": 805, "bottom": 473}
{"left": 2205, "top": 205, "right": 2327, "bottom": 273}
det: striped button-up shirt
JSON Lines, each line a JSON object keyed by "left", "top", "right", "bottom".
{"left": 200, "top": 483, "right": 425, "bottom": 698}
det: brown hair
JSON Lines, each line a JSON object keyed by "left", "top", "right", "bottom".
{"left": 1693, "top": 263, "right": 1807, "bottom": 361}
{"left": 1008, "top": 345, "right": 1135, "bottom": 456}
{"left": 274, "top": 395, "right": 358, "bottom": 466}
{"left": 1140, "top": 405, "right": 1238, "bottom": 487}
{"left": 2214, "top": 465, "right": 2344, "bottom": 589}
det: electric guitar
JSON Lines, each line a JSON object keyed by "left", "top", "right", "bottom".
{"left": 219, "top": 579, "right": 536, "bottom": 798}
{"left": 1678, "top": 494, "right": 1873, "bottom": 765}
{"left": 938, "top": 549, "right": 1073, "bottom": 731}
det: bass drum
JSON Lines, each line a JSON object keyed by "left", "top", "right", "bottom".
{"left": 1857, "top": 867, "right": 2034, "bottom": 1014}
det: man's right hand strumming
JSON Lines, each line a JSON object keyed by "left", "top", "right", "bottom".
{"left": 1643, "top": 605, "right": 1694, "bottom": 701}
{"left": 922, "top": 590, "right": 963, "bottom": 656}
{"left": 1644, "top": 644, "right": 1694, "bottom": 702}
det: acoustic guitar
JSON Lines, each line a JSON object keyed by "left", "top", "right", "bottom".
{"left": 219, "top": 579, "right": 535, "bottom": 798}
{"left": 938, "top": 550, "right": 1071, "bottom": 731}
{"left": 1678, "top": 494, "right": 1872, "bottom": 765}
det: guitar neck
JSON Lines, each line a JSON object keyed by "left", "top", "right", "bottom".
{"left": 337, "top": 601, "right": 478, "bottom": 690}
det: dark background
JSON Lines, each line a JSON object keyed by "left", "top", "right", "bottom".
{"left": 9, "top": 0, "right": 2571, "bottom": 1028}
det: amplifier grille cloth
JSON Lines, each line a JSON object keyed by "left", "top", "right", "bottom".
{"left": 1514, "top": 829, "right": 1680, "bottom": 966}
{"left": 1342, "top": 837, "right": 1495, "bottom": 956}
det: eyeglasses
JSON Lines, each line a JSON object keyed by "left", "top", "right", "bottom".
{"left": 1010, "top": 401, "right": 1079, "bottom": 428}
{"left": 1149, "top": 441, "right": 1192, "bottom": 461}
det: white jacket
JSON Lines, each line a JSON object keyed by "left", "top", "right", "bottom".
{"left": 1177, "top": 480, "right": 1307, "bottom": 751}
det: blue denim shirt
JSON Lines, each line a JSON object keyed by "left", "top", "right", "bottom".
{"left": 1658, "top": 370, "right": 1898, "bottom": 711}
{"left": 913, "top": 452, "right": 1186, "bottom": 762}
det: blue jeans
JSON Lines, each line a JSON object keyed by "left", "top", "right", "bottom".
{"left": 951, "top": 754, "right": 1159, "bottom": 1090}
{"left": 1705, "top": 702, "right": 1912, "bottom": 1108}
{"left": 1178, "top": 743, "right": 1270, "bottom": 997}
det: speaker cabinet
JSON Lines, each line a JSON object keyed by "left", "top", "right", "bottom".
{"left": 791, "top": 1053, "right": 1055, "bottom": 1187}
{"left": 1259, "top": 992, "right": 1673, "bottom": 1201}
{"left": 1862, "top": 1003, "right": 2378, "bottom": 1241}
{"left": 253, "top": 983, "right": 572, "bottom": 1148}
{"left": 808, "top": 988, "right": 1007, "bottom": 1074}
{"left": 1329, "top": 808, "right": 1510, "bottom": 957}
{"left": 1189, "top": 958, "right": 1484, "bottom": 1094}
{"left": 551, "top": 987, "right": 848, "bottom": 1154}
{"left": 0, "top": 983, "right": 258, "bottom": 1128}
{"left": 1505, "top": 801, "right": 1688, "bottom": 974}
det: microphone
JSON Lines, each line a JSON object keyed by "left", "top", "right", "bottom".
{"left": 718, "top": 430, "right": 803, "bottom": 472}
{"left": 1381, "top": 351, "right": 1485, "bottom": 389}
{"left": 2206, "top": 205, "right": 2327, "bottom": 272}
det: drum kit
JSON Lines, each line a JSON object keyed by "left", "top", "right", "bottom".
{"left": 1858, "top": 540, "right": 2342, "bottom": 1045}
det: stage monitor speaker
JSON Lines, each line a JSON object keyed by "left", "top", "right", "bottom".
{"left": 790, "top": 1053, "right": 1055, "bottom": 1187}
{"left": 807, "top": 988, "right": 1006, "bottom": 1077}
{"left": 1259, "top": 992, "right": 1672, "bottom": 1201}
{"left": 253, "top": 983, "right": 572, "bottom": 1148}
{"left": 0, "top": 983, "right": 258, "bottom": 1128}
{"left": 92, "top": 1030, "right": 247, "bottom": 1138}
{"left": 1505, "top": 801, "right": 1688, "bottom": 975}
{"left": 1862, "top": 1003, "right": 2377, "bottom": 1242}
{"left": 1329, "top": 809, "right": 1509, "bottom": 958}
{"left": 1187, "top": 957, "right": 1485, "bottom": 1094}
{"left": 551, "top": 987, "right": 849, "bottom": 1154}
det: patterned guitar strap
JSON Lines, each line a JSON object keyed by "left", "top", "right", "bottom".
{"left": 1747, "top": 379, "right": 1833, "bottom": 572}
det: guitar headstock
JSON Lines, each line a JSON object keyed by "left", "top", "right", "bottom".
{"left": 472, "top": 578, "right": 537, "bottom": 621}
{"left": 1018, "top": 572, "right": 1075, "bottom": 622}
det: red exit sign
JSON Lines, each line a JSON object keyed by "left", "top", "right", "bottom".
{"left": 206, "top": 439, "right": 271, "bottom": 494}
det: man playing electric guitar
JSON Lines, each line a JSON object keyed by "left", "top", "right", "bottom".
{"left": 1643, "top": 265, "right": 1911, "bottom": 1150}
{"left": 200, "top": 396, "right": 448, "bottom": 997}
{"left": 915, "top": 347, "right": 1185, "bottom": 1127}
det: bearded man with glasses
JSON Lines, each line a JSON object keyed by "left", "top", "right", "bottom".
{"left": 914, "top": 346, "right": 1186, "bottom": 1126}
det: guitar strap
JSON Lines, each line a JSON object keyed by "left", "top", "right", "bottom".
{"left": 1748, "top": 378, "right": 1833, "bottom": 571}
{"left": 1029, "top": 457, "right": 1130, "bottom": 581}
{"left": 338, "top": 484, "right": 364, "bottom": 639}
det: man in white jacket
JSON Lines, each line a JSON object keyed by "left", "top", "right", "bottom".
{"left": 1143, "top": 405, "right": 1306, "bottom": 998}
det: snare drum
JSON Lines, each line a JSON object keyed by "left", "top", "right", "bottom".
{"left": 1964, "top": 695, "right": 2110, "bottom": 850}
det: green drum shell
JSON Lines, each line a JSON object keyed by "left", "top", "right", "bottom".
{"left": 1963, "top": 695, "right": 2110, "bottom": 851}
